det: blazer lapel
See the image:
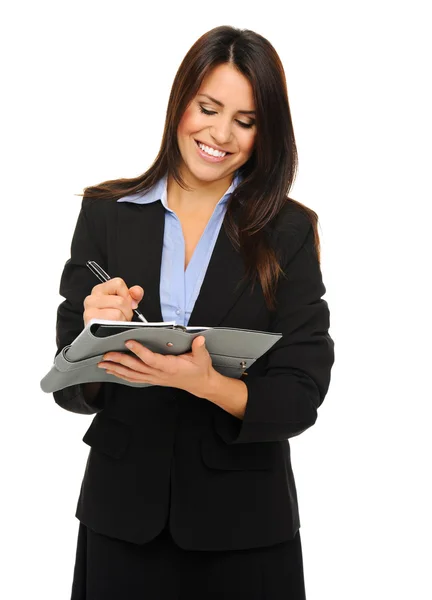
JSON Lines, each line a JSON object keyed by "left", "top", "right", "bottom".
{"left": 187, "top": 223, "right": 248, "bottom": 327}
{"left": 116, "top": 201, "right": 165, "bottom": 324}
{"left": 116, "top": 201, "right": 250, "bottom": 328}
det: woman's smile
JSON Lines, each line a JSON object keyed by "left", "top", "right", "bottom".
{"left": 194, "top": 139, "right": 232, "bottom": 163}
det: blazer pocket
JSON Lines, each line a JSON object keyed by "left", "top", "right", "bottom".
{"left": 200, "top": 435, "right": 274, "bottom": 471}
{"left": 82, "top": 414, "right": 131, "bottom": 459}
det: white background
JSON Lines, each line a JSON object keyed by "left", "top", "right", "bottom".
{"left": 1, "top": 1, "right": 431, "bottom": 598}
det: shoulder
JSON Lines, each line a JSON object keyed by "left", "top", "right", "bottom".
{"left": 268, "top": 198, "right": 317, "bottom": 262}
{"left": 270, "top": 198, "right": 316, "bottom": 234}
{"left": 81, "top": 194, "right": 118, "bottom": 217}
{"left": 73, "top": 195, "right": 119, "bottom": 248}
{"left": 79, "top": 194, "right": 119, "bottom": 232}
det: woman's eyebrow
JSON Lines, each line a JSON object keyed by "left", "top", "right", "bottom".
{"left": 197, "top": 93, "right": 256, "bottom": 115}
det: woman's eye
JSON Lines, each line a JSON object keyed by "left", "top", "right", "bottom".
{"left": 236, "top": 120, "right": 255, "bottom": 129}
{"left": 199, "top": 105, "right": 255, "bottom": 129}
{"left": 199, "top": 106, "right": 216, "bottom": 116}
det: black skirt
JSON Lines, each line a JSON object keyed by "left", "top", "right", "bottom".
{"left": 70, "top": 520, "right": 306, "bottom": 600}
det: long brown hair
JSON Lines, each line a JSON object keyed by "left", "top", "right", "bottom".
{"left": 80, "top": 25, "right": 320, "bottom": 311}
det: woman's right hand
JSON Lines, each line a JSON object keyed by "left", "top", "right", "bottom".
{"left": 83, "top": 278, "right": 144, "bottom": 327}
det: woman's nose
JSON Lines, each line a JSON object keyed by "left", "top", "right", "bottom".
{"left": 209, "top": 121, "right": 233, "bottom": 146}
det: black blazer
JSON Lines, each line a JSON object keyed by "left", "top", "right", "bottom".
{"left": 53, "top": 194, "right": 335, "bottom": 551}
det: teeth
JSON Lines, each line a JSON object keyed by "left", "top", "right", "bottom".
{"left": 198, "top": 142, "right": 226, "bottom": 158}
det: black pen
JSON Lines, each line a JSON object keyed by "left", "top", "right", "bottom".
{"left": 86, "top": 260, "right": 148, "bottom": 323}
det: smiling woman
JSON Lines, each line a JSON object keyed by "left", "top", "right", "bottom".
{"left": 80, "top": 24, "right": 314, "bottom": 312}
{"left": 52, "top": 24, "right": 335, "bottom": 600}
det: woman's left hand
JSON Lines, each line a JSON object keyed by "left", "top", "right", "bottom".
{"left": 97, "top": 336, "right": 215, "bottom": 398}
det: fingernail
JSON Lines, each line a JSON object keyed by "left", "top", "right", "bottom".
{"left": 132, "top": 300, "right": 138, "bottom": 309}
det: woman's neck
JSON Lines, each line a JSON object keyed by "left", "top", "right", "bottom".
{"left": 166, "top": 171, "right": 233, "bottom": 215}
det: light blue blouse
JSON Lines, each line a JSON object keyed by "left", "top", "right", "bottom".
{"left": 117, "top": 171, "right": 242, "bottom": 327}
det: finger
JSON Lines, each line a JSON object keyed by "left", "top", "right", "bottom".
{"left": 128, "top": 286, "right": 145, "bottom": 305}
{"left": 91, "top": 277, "right": 133, "bottom": 300}
{"left": 100, "top": 352, "right": 151, "bottom": 374}
{"left": 84, "top": 288, "right": 135, "bottom": 321}
{"left": 106, "top": 370, "right": 144, "bottom": 382}
{"left": 85, "top": 293, "right": 130, "bottom": 310}
{"left": 105, "top": 364, "right": 155, "bottom": 383}
{"left": 124, "top": 341, "right": 166, "bottom": 371}
{"left": 84, "top": 308, "right": 132, "bottom": 325}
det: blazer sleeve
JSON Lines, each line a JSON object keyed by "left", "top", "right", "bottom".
{"left": 214, "top": 218, "right": 335, "bottom": 444}
{"left": 52, "top": 197, "right": 107, "bottom": 415}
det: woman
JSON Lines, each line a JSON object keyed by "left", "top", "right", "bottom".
{"left": 53, "top": 25, "right": 335, "bottom": 599}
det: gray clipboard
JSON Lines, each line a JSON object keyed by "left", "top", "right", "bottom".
{"left": 40, "top": 319, "right": 282, "bottom": 393}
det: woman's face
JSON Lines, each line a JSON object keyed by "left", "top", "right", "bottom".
{"left": 177, "top": 63, "right": 257, "bottom": 186}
